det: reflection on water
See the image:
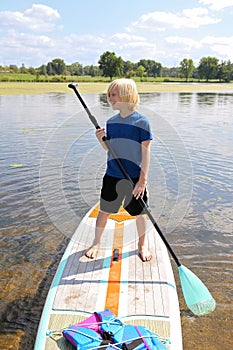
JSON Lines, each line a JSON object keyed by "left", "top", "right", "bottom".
{"left": 0, "top": 91, "right": 232, "bottom": 349}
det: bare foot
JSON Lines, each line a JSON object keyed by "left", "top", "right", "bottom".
{"left": 138, "top": 245, "right": 152, "bottom": 262}
{"left": 85, "top": 244, "right": 99, "bottom": 259}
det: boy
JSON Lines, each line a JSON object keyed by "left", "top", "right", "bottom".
{"left": 86, "top": 78, "right": 153, "bottom": 261}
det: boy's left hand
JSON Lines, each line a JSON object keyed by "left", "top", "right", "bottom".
{"left": 133, "top": 180, "right": 146, "bottom": 200}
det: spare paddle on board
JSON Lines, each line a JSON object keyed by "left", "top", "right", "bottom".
{"left": 68, "top": 82, "right": 216, "bottom": 316}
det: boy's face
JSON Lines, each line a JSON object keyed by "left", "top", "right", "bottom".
{"left": 108, "top": 88, "right": 122, "bottom": 110}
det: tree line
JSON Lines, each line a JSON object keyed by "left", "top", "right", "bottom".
{"left": 1, "top": 51, "right": 233, "bottom": 82}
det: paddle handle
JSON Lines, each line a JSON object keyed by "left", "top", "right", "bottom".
{"left": 68, "top": 83, "right": 181, "bottom": 267}
{"left": 68, "top": 83, "right": 100, "bottom": 129}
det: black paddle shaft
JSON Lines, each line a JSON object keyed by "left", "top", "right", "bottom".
{"left": 68, "top": 83, "right": 181, "bottom": 267}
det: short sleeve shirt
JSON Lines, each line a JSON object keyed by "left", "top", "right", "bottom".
{"left": 106, "top": 111, "right": 153, "bottom": 178}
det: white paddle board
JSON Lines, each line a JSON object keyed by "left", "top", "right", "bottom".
{"left": 34, "top": 204, "right": 183, "bottom": 349}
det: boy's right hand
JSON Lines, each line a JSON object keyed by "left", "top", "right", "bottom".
{"left": 96, "top": 128, "right": 106, "bottom": 143}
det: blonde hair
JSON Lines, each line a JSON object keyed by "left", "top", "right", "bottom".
{"left": 107, "top": 78, "right": 139, "bottom": 111}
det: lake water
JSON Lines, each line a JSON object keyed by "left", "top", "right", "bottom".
{"left": 0, "top": 91, "right": 232, "bottom": 349}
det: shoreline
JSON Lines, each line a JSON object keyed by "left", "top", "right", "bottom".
{"left": 0, "top": 81, "right": 233, "bottom": 95}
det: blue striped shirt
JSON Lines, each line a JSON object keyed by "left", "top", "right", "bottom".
{"left": 106, "top": 112, "right": 153, "bottom": 178}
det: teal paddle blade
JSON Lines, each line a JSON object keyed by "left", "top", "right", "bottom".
{"left": 178, "top": 265, "right": 216, "bottom": 316}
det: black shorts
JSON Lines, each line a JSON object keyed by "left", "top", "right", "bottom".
{"left": 100, "top": 174, "right": 148, "bottom": 216}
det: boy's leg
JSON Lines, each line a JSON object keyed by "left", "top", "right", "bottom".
{"left": 86, "top": 175, "right": 123, "bottom": 259}
{"left": 85, "top": 211, "right": 110, "bottom": 259}
{"left": 136, "top": 214, "right": 152, "bottom": 262}
{"left": 123, "top": 179, "right": 152, "bottom": 262}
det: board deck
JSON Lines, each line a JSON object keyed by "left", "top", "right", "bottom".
{"left": 34, "top": 204, "right": 183, "bottom": 349}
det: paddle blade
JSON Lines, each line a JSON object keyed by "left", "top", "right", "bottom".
{"left": 178, "top": 265, "right": 216, "bottom": 316}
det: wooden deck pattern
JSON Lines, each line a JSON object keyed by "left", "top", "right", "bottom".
{"left": 53, "top": 214, "right": 176, "bottom": 319}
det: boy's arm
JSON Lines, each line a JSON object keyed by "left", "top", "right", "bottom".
{"left": 133, "top": 140, "right": 151, "bottom": 200}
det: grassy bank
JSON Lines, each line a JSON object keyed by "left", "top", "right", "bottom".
{"left": 0, "top": 81, "right": 233, "bottom": 95}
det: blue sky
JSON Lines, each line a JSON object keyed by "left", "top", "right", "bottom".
{"left": 1, "top": 0, "right": 233, "bottom": 68}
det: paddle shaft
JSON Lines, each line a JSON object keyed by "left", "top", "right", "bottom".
{"left": 68, "top": 83, "right": 181, "bottom": 267}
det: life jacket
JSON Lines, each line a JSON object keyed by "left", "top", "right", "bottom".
{"left": 62, "top": 309, "right": 169, "bottom": 349}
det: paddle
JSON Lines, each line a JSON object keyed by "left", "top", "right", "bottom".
{"left": 68, "top": 83, "right": 216, "bottom": 316}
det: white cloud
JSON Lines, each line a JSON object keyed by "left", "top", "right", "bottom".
{"left": 60, "top": 34, "right": 107, "bottom": 64}
{"left": 65, "top": 34, "right": 104, "bottom": 45}
{"left": 24, "top": 4, "right": 60, "bottom": 19}
{"left": 116, "top": 40, "right": 156, "bottom": 54}
{"left": 202, "top": 35, "right": 233, "bottom": 59}
{"left": 0, "top": 4, "right": 60, "bottom": 32}
{"left": 201, "top": 35, "right": 233, "bottom": 45}
{"left": 211, "top": 44, "right": 233, "bottom": 59}
{"left": 199, "top": 0, "right": 233, "bottom": 11}
{"left": 165, "top": 36, "right": 202, "bottom": 50}
{"left": 132, "top": 8, "right": 220, "bottom": 30}
{"left": 109, "top": 33, "right": 158, "bottom": 62}
{"left": 0, "top": 29, "right": 58, "bottom": 66}
{"left": 6, "top": 30, "right": 54, "bottom": 47}
{"left": 111, "top": 33, "right": 145, "bottom": 42}
{"left": 165, "top": 35, "right": 233, "bottom": 62}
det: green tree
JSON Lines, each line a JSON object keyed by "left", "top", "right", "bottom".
{"left": 51, "top": 58, "right": 66, "bottom": 75}
{"left": 90, "top": 65, "right": 101, "bottom": 77}
{"left": 39, "top": 64, "right": 47, "bottom": 75}
{"left": 217, "top": 60, "right": 233, "bottom": 82}
{"left": 123, "top": 60, "right": 136, "bottom": 76}
{"left": 20, "top": 63, "right": 27, "bottom": 74}
{"left": 115, "top": 56, "right": 124, "bottom": 77}
{"left": 197, "top": 56, "right": 219, "bottom": 81}
{"left": 98, "top": 51, "right": 123, "bottom": 80}
{"left": 125, "top": 70, "right": 136, "bottom": 78}
{"left": 46, "top": 62, "right": 54, "bottom": 75}
{"left": 46, "top": 58, "right": 66, "bottom": 75}
{"left": 28, "top": 66, "right": 36, "bottom": 75}
{"left": 150, "top": 61, "right": 162, "bottom": 77}
{"left": 67, "top": 62, "right": 83, "bottom": 76}
{"left": 136, "top": 65, "right": 146, "bottom": 81}
{"left": 9, "top": 65, "right": 19, "bottom": 73}
{"left": 137, "top": 59, "right": 162, "bottom": 77}
{"left": 83, "top": 65, "right": 100, "bottom": 76}
{"left": 179, "top": 58, "right": 194, "bottom": 81}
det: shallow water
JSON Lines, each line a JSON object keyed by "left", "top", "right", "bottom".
{"left": 0, "top": 92, "right": 232, "bottom": 349}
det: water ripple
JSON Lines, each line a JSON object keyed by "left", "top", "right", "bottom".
{"left": 0, "top": 92, "right": 232, "bottom": 350}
